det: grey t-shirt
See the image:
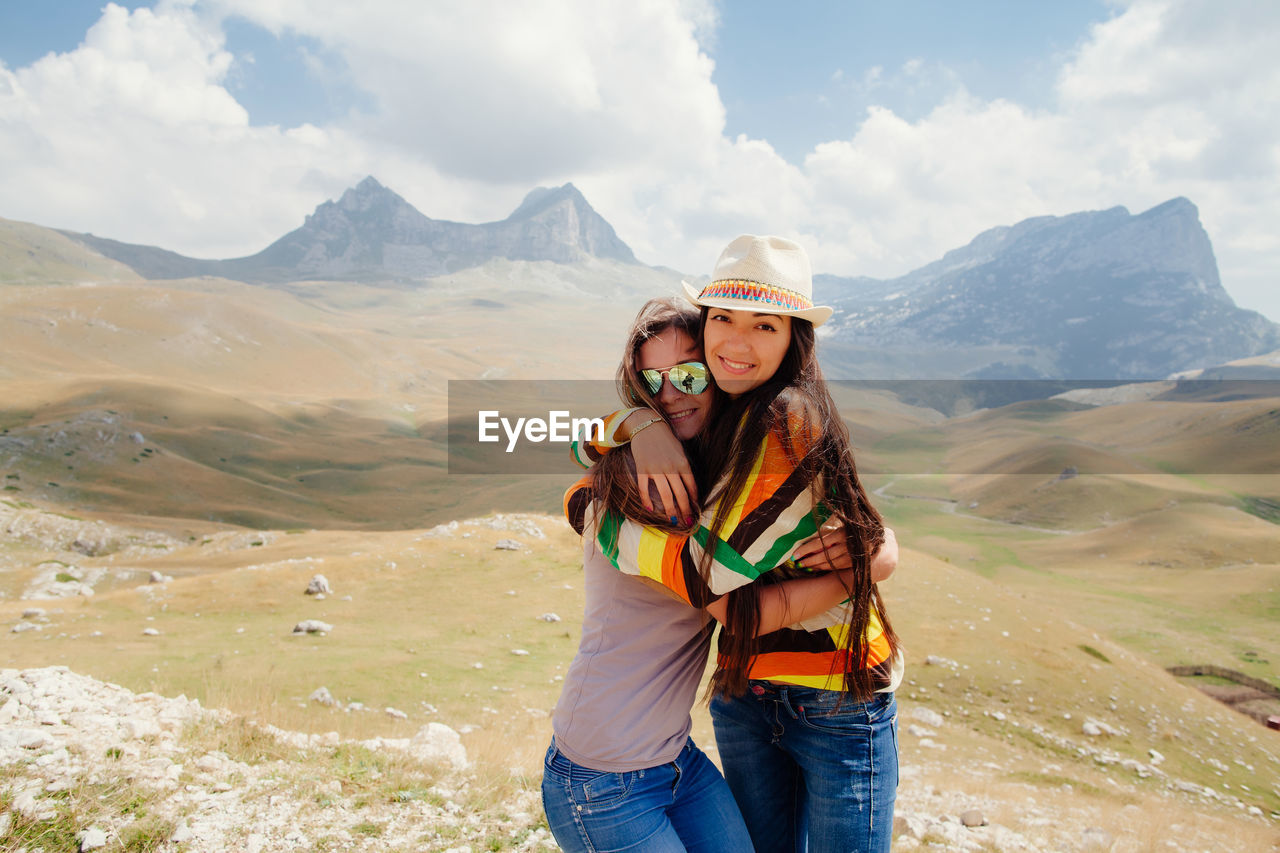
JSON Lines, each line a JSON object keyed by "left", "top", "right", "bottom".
{"left": 552, "top": 539, "right": 715, "bottom": 772}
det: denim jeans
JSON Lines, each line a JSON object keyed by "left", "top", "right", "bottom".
{"left": 710, "top": 684, "right": 898, "bottom": 853}
{"left": 541, "top": 737, "right": 753, "bottom": 852}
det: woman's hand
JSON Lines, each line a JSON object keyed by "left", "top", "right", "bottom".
{"left": 792, "top": 524, "right": 898, "bottom": 582}
{"left": 624, "top": 410, "right": 698, "bottom": 523}
{"left": 792, "top": 520, "right": 853, "bottom": 572}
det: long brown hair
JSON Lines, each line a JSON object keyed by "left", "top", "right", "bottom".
{"left": 592, "top": 298, "right": 717, "bottom": 531}
{"left": 696, "top": 308, "right": 899, "bottom": 700}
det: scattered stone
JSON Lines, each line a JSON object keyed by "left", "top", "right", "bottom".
{"left": 906, "top": 724, "right": 936, "bottom": 738}
{"left": 1149, "top": 748, "right": 1165, "bottom": 765}
{"left": 305, "top": 575, "right": 332, "bottom": 596}
{"left": 893, "top": 814, "right": 927, "bottom": 840}
{"left": 1082, "top": 718, "right": 1120, "bottom": 737}
{"left": 309, "top": 687, "right": 337, "bottom": 707}
{"left": 960, "top": 809, "right": 986, "bottom": 827}
{"left": 77, "top": 827, "right": 108, "bottom": 851}
{"left": 510, "top": 649, "right": 530, "bottom": 656}
{"left": 1081, "top": 826, "right": 1114, "bottom": 850}
{"left": 494, "top": 538, "right": 522, "bottom": 551}
{"left": 539, "top": 612, "right": 562, "bottom": 622}
{"left": 385, "top": 707, "right": 408, "bottom": 720}
{"left": 924, "top": 655, "right": 957, "bottom": 668}
{"left": 12, "top": 621, "right": 40, "bottom": 633}
{"left": 142, "top": 627, "right": 160, "bottom": 636}
{"left": 22, "top": 607, "right": 46, "bottom": 620}
{"left": 911, "top": 707, "right": 945, "bottom": 727}
{"left": 148, "top": 571, "right": 172, "bottom": 583}
{"left": 292, "top": 620, "right": 332, "bottom": 635}
{"left": 130, "top": 432, "right": 145, "bottom": 444}
{"left": 409, "top": 722, "right": 469, "bottom": 769}
{"left": 170, "top": 822, "right": 193, "bottom": 844}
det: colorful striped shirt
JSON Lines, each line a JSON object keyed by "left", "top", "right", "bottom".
{"left": 564, "top": 411, "right": 899, "bottom": 691}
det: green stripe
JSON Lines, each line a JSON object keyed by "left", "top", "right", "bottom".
{"left": 754, "top": 509, "right": 820, "bottom": 570}
{"left": 596, "top": 509, "right": 623, "bottom": 563}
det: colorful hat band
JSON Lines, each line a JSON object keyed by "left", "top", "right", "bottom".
{"left": 697, "top": 278, "right": 813, "bottom": 312}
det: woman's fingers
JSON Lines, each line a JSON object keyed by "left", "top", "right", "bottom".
{"left": 794, "top": 530, "right": 853, "bottom": 570}
{"left": 666, "top": 473, "right": 693, "bottom": 522}
{"left": 651, "top": 476, "right": 677, "bottom": 521}
{"left": 637, "top": 474, "right": 655, "bottom": 513}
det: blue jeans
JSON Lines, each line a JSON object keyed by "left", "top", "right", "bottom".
{"left": 710, "top": 684, "right": 898, "bottom": 853}
{"left": 541, "top": 737, "right": 753, "bottom": 852}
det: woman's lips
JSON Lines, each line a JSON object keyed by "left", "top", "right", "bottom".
{"left": 717, "top": 355, "right": 755, "bottom": 375}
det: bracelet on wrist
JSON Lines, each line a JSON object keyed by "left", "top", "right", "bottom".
{"left": 627, "top": 414, "right": 665, "bottom": 440}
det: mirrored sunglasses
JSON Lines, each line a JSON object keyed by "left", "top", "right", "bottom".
{"left": 640, "top": 361, "right": 710, "bottom": 396}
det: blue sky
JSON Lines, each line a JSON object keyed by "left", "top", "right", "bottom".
{"left": 1, "top": 1, "right": 1277, "bottom": 320}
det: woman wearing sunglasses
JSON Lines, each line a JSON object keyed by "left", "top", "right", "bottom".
{"left": 570, "top": 236, "right": 902, "bottom": 853}
{"left": 542, "top": 298, "right": 880, "bottom": 853}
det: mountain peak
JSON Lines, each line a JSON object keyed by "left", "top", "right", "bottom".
{"left": 332, "top": 176, "right": 412, "bottom": 215}
{"left": 508, "top": 183, "right": 589, "bottom": 221}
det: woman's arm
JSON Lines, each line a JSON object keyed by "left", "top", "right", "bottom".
{"left": 705, "top": 569, "right": 853, "bottom": 634}
{"left": 703, "top": 527, "right": 898, "bottom": 634}
{"left": 572, "top": 410, "right": 698, "bottom": 522}
{"left": 580, "top": 425, "right": 824, "bottom": 607}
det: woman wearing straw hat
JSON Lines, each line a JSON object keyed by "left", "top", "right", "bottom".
{"left": 571, "top": 235, "right": 903, "bottom": 853}
{"left": 545, "top": 297, "right": 889, "bottom": 852}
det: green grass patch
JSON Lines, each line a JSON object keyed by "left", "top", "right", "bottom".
{"left": 1078, "top": 644, "right": 1111, "bottom": 664}
{"left": 1008, "top": 770, "right": 1108, "bottom": 797}
{"left": 1240, "top": 495, "right": 1280, "bottom": 524}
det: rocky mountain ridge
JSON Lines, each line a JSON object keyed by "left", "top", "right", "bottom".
{"left": 60, "top": 177, "right": 635, "bottom": 282}
{"left": 820, "top": 198, "right": 1278, "bottom": 378}
{"left": 23, "top": 185, "right": 1280, "bottom": 379}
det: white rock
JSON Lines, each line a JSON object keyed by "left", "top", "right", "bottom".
{"left": 911, "top": 707, "right": 946, "bottom": 728}
{"left": 171, "top": 822, "right": 193, "bottom": 843}
{"left": 305, "top": 574, "right": 332, "bottom": 596}
{"left": 1149, "top": 748, "right": 1165, "bottom": 765}
{"left": 410, "top": 722, "right": 469, "bottom": 769}
{"left": 385, "top": 707, "right": 408, "bottom": 720}
{"left": 142, "top": 628, "right": 160, "bottom": 636}
{"left": 510, "top": 649, "right": 530, "bottom": 656}
{"left": 539, "top": 612, "right": 562, "bottom": 622}
{"left": 13, "top": 790, "right": 41, "bottom": 817}
{"left": 292, "top": 620, "right": 332, "bottom": 635}
{"left": 906, "top": 724, "right": 937, "bottom": 738}
{"left": 309, "top": 687, "right": 337, "bottom": 707}
{"left": 495, "top": 538, "right": 523, "bottom": 551}
{"left": 78, "top": 827, "right": 108, "bottom": 851}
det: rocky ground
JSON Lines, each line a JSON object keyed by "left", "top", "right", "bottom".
{"left": 3, "top": 666, "right": 1276, "bottom": 852}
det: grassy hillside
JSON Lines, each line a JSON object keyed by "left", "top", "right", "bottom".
{"left": 1, "top": 245, "right": 1278, "bottom": 847}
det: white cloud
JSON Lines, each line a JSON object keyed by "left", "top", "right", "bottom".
{"left": 0, "top": 0, "right": 1276, "bottom": 319}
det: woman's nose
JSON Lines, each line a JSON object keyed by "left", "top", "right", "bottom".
{"left": 656, "top": 378, "right": 682, "bottom": 402}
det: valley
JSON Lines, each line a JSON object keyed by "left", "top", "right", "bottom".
{"left": 1, "top": 203, "right": 1278, "bottom": 850}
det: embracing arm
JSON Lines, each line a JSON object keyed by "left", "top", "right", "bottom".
{"left": 704, "top": 526, "right": 898, "bottom": 635}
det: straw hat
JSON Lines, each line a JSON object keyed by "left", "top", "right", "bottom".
{"left": 682, "top": 234, "right": 833, "bottom": 327}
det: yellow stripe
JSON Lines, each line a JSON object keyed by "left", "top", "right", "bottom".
{"left": 720, "top": 442, "right": 767, "bottom": 533}
{"left": 636, "top": 526, "right": 669, "bottom": 583}
{"left": 772, "top": 672, "right": 845, "bottom": 690}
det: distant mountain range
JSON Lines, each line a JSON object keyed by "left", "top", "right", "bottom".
{"left": 38, "top": 179, "right": 1280, "bottom": 379}
{"left": 60, "top": 177, "right": 634, "bottom": 282}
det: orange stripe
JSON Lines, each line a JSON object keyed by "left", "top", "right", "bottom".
{"left": 731, "top": 650, "right": 847, "bottom": 678}
{"left": 661, "top": 534, "right": 690, "bottom": 603}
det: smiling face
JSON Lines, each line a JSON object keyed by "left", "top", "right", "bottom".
{"left": 636, "top": 328, "right": 712, "bottom": 440}
{"left": 702, "top": 308, "right": 793, "bottom": 396}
